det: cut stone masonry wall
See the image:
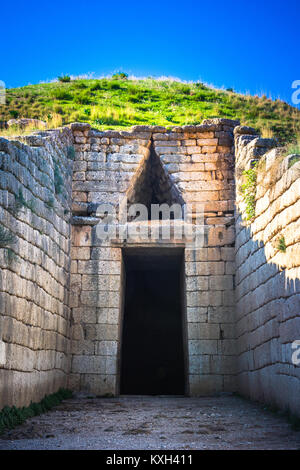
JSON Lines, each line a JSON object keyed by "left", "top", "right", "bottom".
{"left": 0, "top": 118, "right": 299, "bottom": 416}
{"left": 69, "top": 119, "right": 237, "bottom": 396}
{"left": 234, "top": 126, "right": 300, "bottom": 416}
{"left": 0, "top": 128, "right": 73, "bottom": 408}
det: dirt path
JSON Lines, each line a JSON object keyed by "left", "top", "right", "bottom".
{"left": 0, "top": 395, "right": 299, "bottom": 450}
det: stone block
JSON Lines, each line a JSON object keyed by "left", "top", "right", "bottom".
{"left": 185, "top": 276, "right": 209, "bottom": 291}
{"left": 185, "top": 261, "right": 225, "bottom": 276}
{"left": 189, "top": 374, "right": 223, "bottom": 396}
{"left": 81, "top": 275, "right": 120, "bottom": 291}
{"left": 72, "top": 307, "right": 97, "bottom": 324}
{"left": 0, "top": 340, "right": 6, "bottom": 366}
{"left": 186, "top": 307, "right": 207, "bottom": 322}
{"left": 97, "top": 308, "right": 119, "bottom": 324}
{"left": 187, "top": 323, "right": 220, "bottom": 340}
{"left": 72, "top": 226, "right": 92, "bottom": 247}
{"left": 72, "top": 355, "right": 117, "bottom": 375}
{"left": 95, "top": 341, "right": 118, "bottom": 356}
{"left": 186, "top": 290, "right": 222, "bottom": 307}
{"left": 71, "top": 247, "right": 91, "bottom": 260}
{"left": 209, "top": 275, "right": 233, "bottom": 291}
{"left": 197, "top": 138, "right": 218, "bottom": 146}
{"left": 188, "top": 339, "right": 218, "bottom": 355}
{"left": 80, "top": 374, "right": 116, "bottom": 396}
{"left": 80, "top": 291, "right": 120, "bottom": 308}
{"left": 77, "top": 260, "right": 121, "bottom": 275}
{"left": 94, "top": 324, "right": 119, "bottom": 341}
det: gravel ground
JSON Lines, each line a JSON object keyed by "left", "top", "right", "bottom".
{"left": 0, "top": 395, "right": 299, "bottom": 450}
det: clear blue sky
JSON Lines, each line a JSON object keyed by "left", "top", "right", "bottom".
{"left": 1, "top": 0, "right": 300, "bottom": 104}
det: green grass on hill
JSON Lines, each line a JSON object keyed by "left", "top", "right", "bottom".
{"left": 1, "top": 75, "right": 300, "bottom": 144}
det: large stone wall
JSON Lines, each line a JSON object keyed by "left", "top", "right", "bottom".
{"left": 69, "top": 119, "right": 237, "bottom": 396}
{"left": 0, "top": 118, "right": 299, "bottom": 415}
{"left": 0, "top": 128, "right": 74, "bottom": 408}
{"left": 234, "top": 126, "right": 300, "bottom": 416}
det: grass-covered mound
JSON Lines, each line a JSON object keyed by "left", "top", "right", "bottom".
{"left": 1, "top": 74, "right": 300, "bottom": 144}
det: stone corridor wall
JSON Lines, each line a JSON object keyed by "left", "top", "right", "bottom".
{"left": 0, "top": 128, "right": 74, "bottom": 408}
{"left": 234, "top": 126, "right": 300, "bottom": 416}
{"left": 69, "top": 119, "right": 237, "bottom": 396}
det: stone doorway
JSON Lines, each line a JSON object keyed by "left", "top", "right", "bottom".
{"left": 120, "top": 248, "right": 187, "bottom": 395}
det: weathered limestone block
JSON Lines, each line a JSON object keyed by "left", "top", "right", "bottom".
{"left": 189, "top": 374, "right": 223, "bottom": 396}
{"left": 81, "top": 275, "right": 120, "bottom": 291}
{"left": 5, "top": 343, "right": 35, "bottom": 372}
{"left": 90, "top": 247, "right": 121, "bottom": 261}
{"left": 185, "top": 261, "right": 225, "bottom": 276}
{"left": 185, "top": 248, "right": 221, "bottom": 262}
{"left": 208, "top": 306, "right": 235, "bottom": 323}
{"left": 197, "top": 138, "right": 218, "bottom": 146}
{"left": 92, "top": 324, "right": 119, "bottom": 341}
{"left": 207, "top": 226, "right": 235, "bottom": 247}
{"left": 72, "top": 355, "right": 117, "bottom": 375}
{"left": 80, "top": 291, "right": 120, "bottom": 308}
{"left": 217, "top": 339, "right": 236, "bottom": 355}
{"left": 80, "top": 374, "right": 116, "bottom": 395}
{"left": 186, "top": 290, "right": 222, "bottom": 307}
{"left": 185, "top": 276, "right": 209, "bottom": 291}
{"left": 188, "top": 339, "right": 218, "bottom": 355}
{"left": 186, "top": 307, "right": 208, "bottom": 323}
{"left": 155, "top": 146, "right": 186, "bottom": 155}
{"left": 97, "top": 308, "right": 119, "bottom": 324}
{"left": 184, "top": 190, "right": 219, "bottom": 202}
{"left": 187, "top": 323, "right": 220, "bottom": 340}
{"left": 71, "top": 247, "right": 90, "bottom": 260}
{"left": 189, "top": 355, "right": 211, "bottom": 374}
{"left": 77, "top": 260, "right": 121, "bottom": 275}
{"left": 209, "top": 275, "right": 233, "bottom": 291}
{"left": 221, "top": 247, "right": 235, "bottom": 261}
{"left": 95, "top": 341, "right": 118, "bottom": 356}
{"left": 72, "top": 307, "right": 97, "bottom": 324}
{"left": 178, "top": 180, "right": 224, "bottom": 192}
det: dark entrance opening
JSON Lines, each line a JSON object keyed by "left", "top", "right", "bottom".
{"left": 120, "top": 248, "right": 186, "bottom": 395}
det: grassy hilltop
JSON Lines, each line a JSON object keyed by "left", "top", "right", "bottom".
{"left": 1, "top": 74, "right": 300, "bottom": 144}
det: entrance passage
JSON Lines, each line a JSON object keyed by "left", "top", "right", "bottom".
{"left": 120, "top": 248, "right": 185, "bottom": 395}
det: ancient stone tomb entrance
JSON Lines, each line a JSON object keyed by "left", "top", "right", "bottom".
{"left": 120, "top": 248, "right": 186, "bottom": 395}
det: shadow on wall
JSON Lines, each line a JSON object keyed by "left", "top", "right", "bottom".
{"left": 235, "top": 216, "right": 300, "bottom": 417}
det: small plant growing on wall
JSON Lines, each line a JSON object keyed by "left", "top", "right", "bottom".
{"left": 10, "top": 188, "right": 24, "bottom": 216}
{"left": 285, "top": 136, "right": 300, "bottom": 158}
{"left": 5, "top": 248, "right": 18, "bottom": 264}
{"left": 277, "top": 235, "right": 287, "bottom": 252}
{"left": 66, "top": 145, "right": 75, "bottom": 160}
{"left": 0, "top": 224, "right": 17, "bottom": 265}
{"left": 288, "top": 155, "right": 300, "bottom": 168}
{"left": 54, "top": 162, "right": 63, "bottom": 195}
{"left": 0, "top": 225, "right": 16, "bottom": 248}
{"left": 45, "top": 197, "right": 55, "bottom": 209}
{"left": 10, "top": 188, "right": 36, "bottom": 215}
{"left": 241, "top": 164, "right": 257, "bottom": 221}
